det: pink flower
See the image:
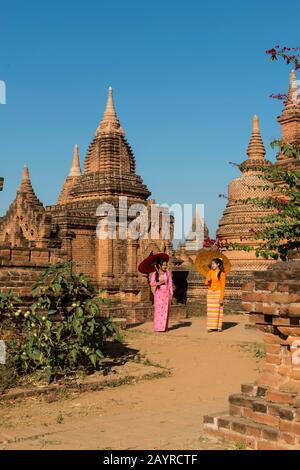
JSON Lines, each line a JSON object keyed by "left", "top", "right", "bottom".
{"left": 270, "top": 93, "right": 287, "bottom": 100}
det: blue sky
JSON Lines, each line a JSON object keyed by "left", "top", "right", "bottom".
{"left": 0, "top": 0, "right": 299, "bottom": 237}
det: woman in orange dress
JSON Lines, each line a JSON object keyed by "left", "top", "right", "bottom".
{"left": 204, "top": 258, "right": 226, "bottom": 332}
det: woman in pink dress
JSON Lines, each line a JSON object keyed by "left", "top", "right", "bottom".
{"left": 150, "top": 260, "right": 173, "bottom": 332}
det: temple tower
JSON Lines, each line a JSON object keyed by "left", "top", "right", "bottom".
{"left": 176, "top": 207, "right": 209, "bottom": 266}
{"left": 47, "top": 87, "right": 178, "bottom": 322}
{"left": 57, "top": 144, "right": 82, "bottom": 204}
{"left": 217, "top": 115, "right": 274, "bottom": 272}
{"left": 0, "top": 166, "right": 52, "bottom": 248}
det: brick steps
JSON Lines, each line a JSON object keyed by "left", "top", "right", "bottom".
{"left": 203, "top": 382, "right": 300, "bottom": 449}
{"left": 203, "top": 413, "right": 298, "bottom": 450}
{"left": 208, "top": 252, "right": 300, "bottom": 449}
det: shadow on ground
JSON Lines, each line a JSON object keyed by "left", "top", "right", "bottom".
{"left": 101, "top": 341, "right": 140, "bottom": 375}
{"left": 222, "top": 322, "right": 238, "bottom": 331}
{"left": 168, "top": 321, "right": 192, "bottom": 331}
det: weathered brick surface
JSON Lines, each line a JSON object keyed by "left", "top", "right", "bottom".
{"left": 0, "top": 248, "right": 67, "bottom": 299}
{"left": 265, "top": 344, "right": 281, "bottom": 354}
{"left": 241, "top": 383, "right": 257, "bottom": 396}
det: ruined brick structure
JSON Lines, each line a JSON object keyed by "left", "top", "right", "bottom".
{"left": 203, "top": 252, "right": 300, "bottom": 449}
{"left": 0, "top": 247, "right": 67, "bottom": 301}
{"left": 0, "top": 87, "right": 185, "bottom": 323}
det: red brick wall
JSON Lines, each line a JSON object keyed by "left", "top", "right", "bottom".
{"left": 0, "top": 246, "right": 67, "bottom": 298}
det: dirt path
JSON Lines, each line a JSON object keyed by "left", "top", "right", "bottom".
{"left": 0, "top": 315, "right": 264, "bottom": 450}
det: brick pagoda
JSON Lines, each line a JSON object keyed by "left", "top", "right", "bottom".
{"left": 0, "top": 87, "right": 184, "bottom": 323}
{"left": 217, "top": 114, "right": 274, "bottom": 272}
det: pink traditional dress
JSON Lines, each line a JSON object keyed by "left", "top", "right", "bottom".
{"left": 150, "top": 270, "right": 173, "bottom": 332}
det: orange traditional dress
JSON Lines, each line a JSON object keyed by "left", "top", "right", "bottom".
{"left": 204, "top": 269, "right": 226, "bottom": 331}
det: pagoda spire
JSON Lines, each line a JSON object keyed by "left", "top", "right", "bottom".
{"left": 69, "top": 144, "right": 82, "bottom": 177}
{"left": 102, "top": 87, "right": 118, "bottom": 122}
{"left": 84, "top": 87, "right": 141, "bottom": 177}
{"left": 277, "top": 70, "right": 300, "bottom": 155}
{"left": 95, "top": 86, "right": 124, "bottom": 136}
{"left": 17, "top": 166, "right": 42, "bottom": 206}
{"left": 57, "top": 146, "right": 82, "bottom": 204}
{"left": 284, "top": 69, "right": 299, "bottom": 109}
{"left": 22, "top": 165, "right": 30, "bottom": 182}
{"left": 185, "top": 207, "right": 207, "bottom": 248}
{"left": 246, "top": 115, "right": 266, "bottom": 160}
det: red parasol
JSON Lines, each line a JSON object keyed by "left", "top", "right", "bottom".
{"left": 138, "top": 252, "right": 170, "bottom": 274}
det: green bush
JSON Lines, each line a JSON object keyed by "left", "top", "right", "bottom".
{"left": 5, "top": 261, "right": 121, "bottom": 382}
{"left": 0, "top": 290, "right": 23, "bottom": 335}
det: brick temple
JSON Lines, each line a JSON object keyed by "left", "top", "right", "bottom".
{"left": 0, "top": 87, "right": 183, "bottom": 323}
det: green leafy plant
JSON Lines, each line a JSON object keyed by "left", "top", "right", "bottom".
{"left": 8, "top": 261, "right": 122, "bottom": 382}
{"left": 0, "top": 290, "right": 23, "bottom": 334}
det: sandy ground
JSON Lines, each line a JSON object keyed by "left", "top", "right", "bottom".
{"left": 0, "top": 315, "right": 264, "bottom": 450}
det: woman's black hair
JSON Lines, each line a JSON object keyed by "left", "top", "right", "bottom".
{"left": 211, "top": 258, "right": 225, "bottom": 280}
{"left": 155, "top": 259, "right": 168, "bottom": 286}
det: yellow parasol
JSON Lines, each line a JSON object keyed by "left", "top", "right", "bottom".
{"left": 194, "top": 249, "right": 231, "bottom": 276}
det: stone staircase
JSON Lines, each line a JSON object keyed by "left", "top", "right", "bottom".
{"left": 204, "top": 382, "right": 300, "bottom": 450}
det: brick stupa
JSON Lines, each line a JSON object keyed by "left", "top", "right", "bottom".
{"left": 217, "top": 114, "right": 274, "bottom": 272}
